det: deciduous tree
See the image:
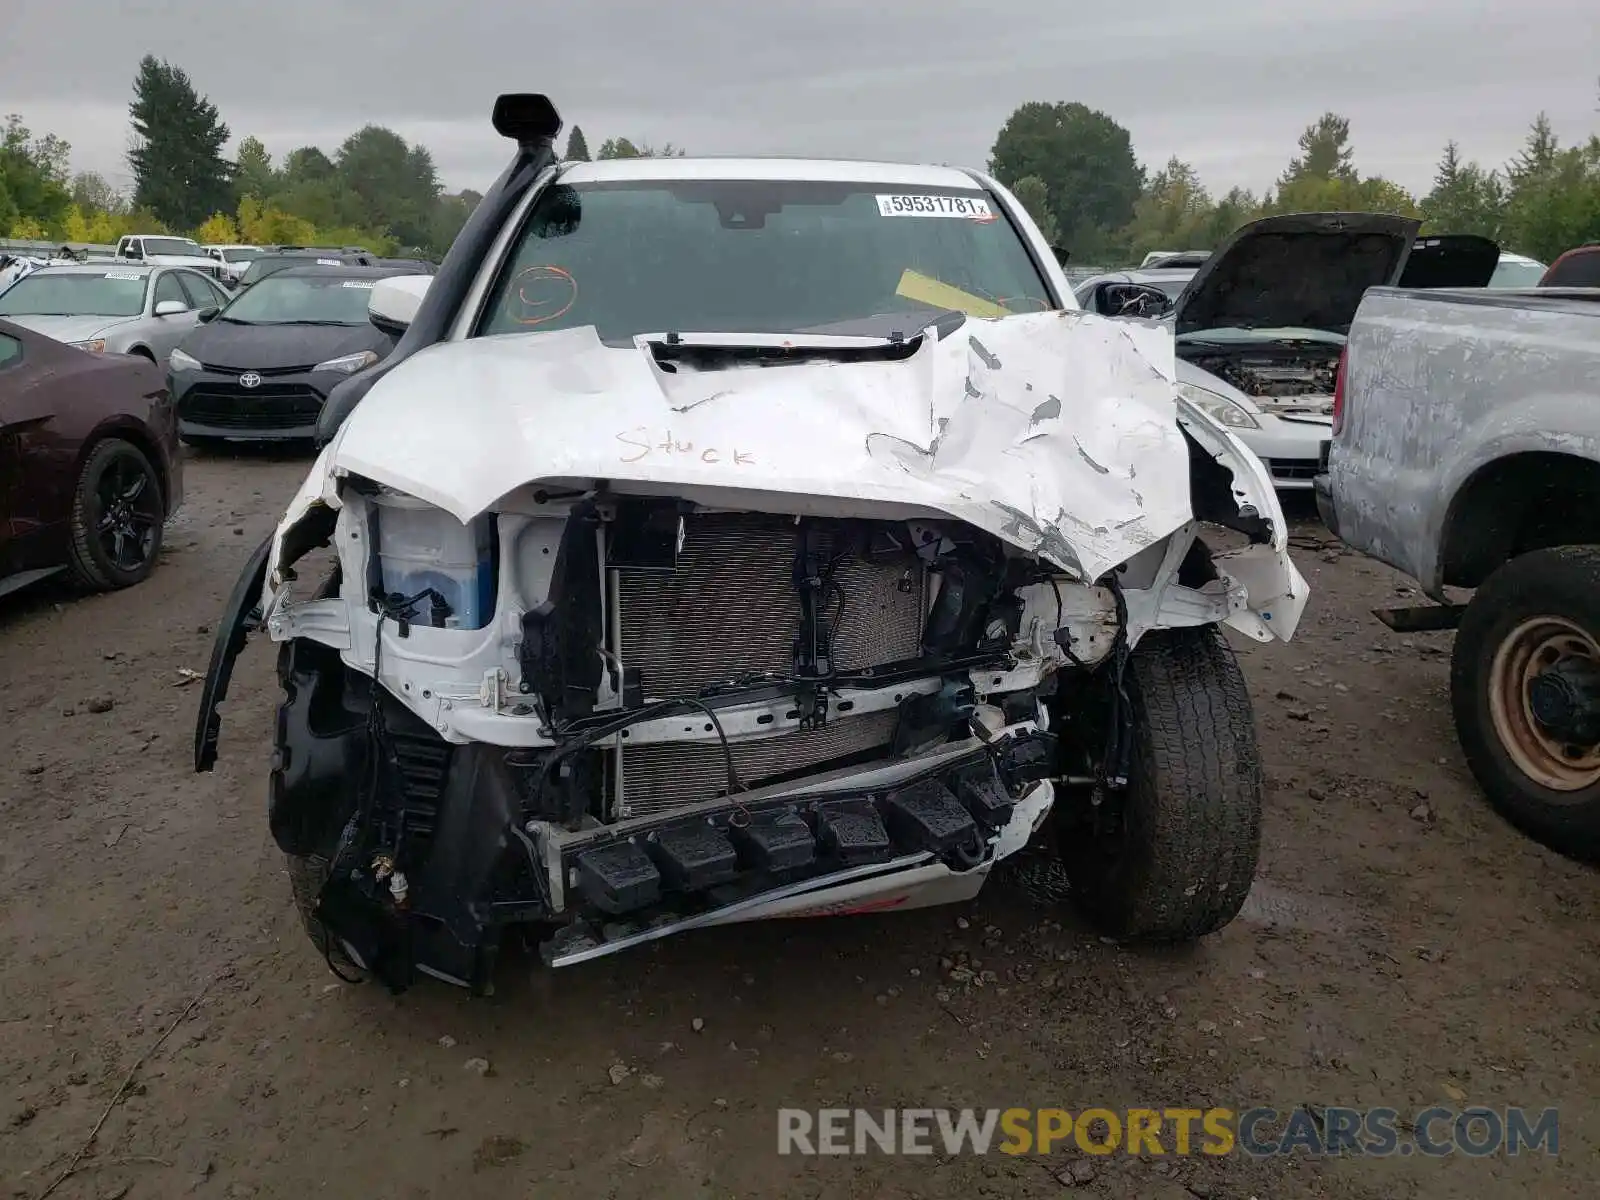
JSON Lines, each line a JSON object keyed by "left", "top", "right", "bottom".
{"left": 194, "top": 212, "right": 241, "bottom": 244}
{"left": 70, "top": 171, "right": 125, "bottom": 215}
{"left": 1008, "top": 176, "right": 1059, "bottom": 244}
{"left": 1, "top": 115, "right": 72, "bottom": 229}
{"left": 989, "top": 101, "right": 1144, "bottom": 258}
{"left": 335, "top": 126, "right": 441, "bottom": 247}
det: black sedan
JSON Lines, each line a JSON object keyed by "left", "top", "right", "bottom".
{"left": 169, "top": 265, "right": 412, "bottom": 445}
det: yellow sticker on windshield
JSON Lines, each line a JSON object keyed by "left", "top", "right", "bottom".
{"left": 894, "top": 269, "right": 1011, "bottom": 319}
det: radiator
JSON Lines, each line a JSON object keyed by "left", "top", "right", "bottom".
{"left": 610, "top": 513, "right": 924, "bottom": 817}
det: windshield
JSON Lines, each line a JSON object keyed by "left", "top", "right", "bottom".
{"left": 224, "top": 247, "right": 264, "bottom": 263}
{"left": 0, "top": 271, "right": 148, "bottom": 317}
{"left": 219, "top": 274, "right": 377, "bottom": 324}
{"left": 476, "top": 180, "right": 1055, "bottom": 342}
{"left": 240, "top": 257, "right": 311, "bottom": 286}
{"left": 1489, "top": 258, "right": 1546, "bottom": 288}
{"left": 1146, "top": 275, "right": 1194, "bottom": 300}
{"left": 142, "top": 238, "right": 203, "bottom": 257}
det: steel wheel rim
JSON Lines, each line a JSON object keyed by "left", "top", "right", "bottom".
{"left": 1487, "top": 615, "right": 1600, "bottom": 792}
{"left": 93, "top": 455, "right": 160, "bottom": 573}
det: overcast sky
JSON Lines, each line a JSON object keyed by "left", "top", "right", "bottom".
{"left": 4, "top": 0, "right": 1596, "bottom": 201}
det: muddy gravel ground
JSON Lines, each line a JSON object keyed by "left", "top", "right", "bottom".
{"left": 3, "top": 452, "right": 1597, "bottom": 1200}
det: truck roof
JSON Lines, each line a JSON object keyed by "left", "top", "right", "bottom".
{"left": 557, "top": 158, "right": 985, "bottom": 188}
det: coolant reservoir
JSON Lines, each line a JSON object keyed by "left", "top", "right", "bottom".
{"left": 371, "top": 491, "right": 495, "bottom": 630}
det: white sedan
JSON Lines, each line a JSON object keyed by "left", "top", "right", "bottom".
{"left": 1075, "top": 263, "right": 1333, "bottom": 490}
{"left": 1076, "top": 215, "right": 1509, "bottom": 491}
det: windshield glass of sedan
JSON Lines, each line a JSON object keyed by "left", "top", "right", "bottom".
{"left": 476, "top": 180, "right": 1055, "bottom": 342}
{"left": 240, "top": 257, "right": 313, "bottom": 286}
{"left": 219, "top": 274, "right": 376, "bottom": 324}
{"left": 0, "top": 271, "right": 148, "bottom": 317}
{"left": 142, "top": 238, "right": 203, "bottom": 257}
{"left": 1488, "top": 258, "right": 1546, "bottom": 288}
{"left": 224, "top": 247, "right": 264, "bottom": 262}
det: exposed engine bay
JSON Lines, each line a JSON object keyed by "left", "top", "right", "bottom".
{"left": 196, "top": 309, "right": 1309, "bottom": 993}
{"left": 1184, "top": 347, "right": 1340, "bottom": 414}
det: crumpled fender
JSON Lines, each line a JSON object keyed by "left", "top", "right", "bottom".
{"left": 1176, "top": 393, "right": 1308, "bottom": 641}
{"left": 193, "top": 443, "right": 345, "bottom": 773}
{"left": 264, "top": 441, "right": 345, "bottom": 603}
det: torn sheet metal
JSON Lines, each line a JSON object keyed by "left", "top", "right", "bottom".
{"left": 327, "top": 311, "right": 1191, "bottom": 583}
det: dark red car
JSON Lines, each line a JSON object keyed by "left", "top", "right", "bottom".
{"left": 1539, "top": 244, "right": 1600, "bottom": 287}
{"left": 0, "top": 319, "right": 183, "bottom": 599}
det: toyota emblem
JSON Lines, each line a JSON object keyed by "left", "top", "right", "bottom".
{"left": 239, "top": 371, "right": 262, "bottom": 389}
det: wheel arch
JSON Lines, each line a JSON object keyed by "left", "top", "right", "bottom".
{"left": 77, "top": 418, "right": 172, "bottom": 512}
{"left": 1439, "top": 451, "right": 1600, "bottom": 590}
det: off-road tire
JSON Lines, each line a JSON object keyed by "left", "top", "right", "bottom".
{"left": 66, "top": 438, "right": 165, "bottom": 590}
{"left": 1061, "top": 626, "right": 1262, "bottom": 941}
{"left": 1450, "top": 546, "right": 1600, "bottom": 862}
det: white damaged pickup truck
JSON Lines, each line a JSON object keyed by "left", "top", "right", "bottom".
{"left": 194, "top": 95, "right": 1307, "bottom": 993}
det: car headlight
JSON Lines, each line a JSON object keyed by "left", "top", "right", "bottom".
{"left": 1179, "top": 383, "right": 1260, "bottom": 430}
{"left": 169, "top": 347, "right": 201, "bottom": 372}
{"left": 69, "top": 338, "right": 106, "bottom": 354}
{"left": 313, "top": 350, "right": 379, "bottom": 375}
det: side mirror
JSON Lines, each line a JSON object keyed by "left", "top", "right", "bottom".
{"left": 369, "top": 274, "right": 432, "bottom": 335}
{"left": 1095, "top": 282, "right": 1172, "bottom": 320}
{"left": 154, "top": 299, "right": 190, "bottom": 317}
{"left": 197, "top": 307, "right": 220, "bottom": 323}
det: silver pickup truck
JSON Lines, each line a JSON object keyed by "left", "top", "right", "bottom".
{"left": 1317, "top": 286, "right": 1600, "bottom": 860}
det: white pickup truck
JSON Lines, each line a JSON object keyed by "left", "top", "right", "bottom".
{"left": 191, "top": 91, "right": 1309, "bottom": 996}
{"left": 114, "top": 234, "right": 226, "bottom": 281}
{"left": 1318, "top": 285, "right": 1600, "bottom": 860}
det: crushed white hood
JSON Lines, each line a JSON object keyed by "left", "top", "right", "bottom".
{"left": 330, "top": 310, "right": 1201, "bottom": 582}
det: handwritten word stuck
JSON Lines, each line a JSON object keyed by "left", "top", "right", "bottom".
{"left": 617, "top": 428, "right": 757, "bottom": 466}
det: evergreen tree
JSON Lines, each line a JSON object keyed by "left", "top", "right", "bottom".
{"left": 234, "top": 136, "right": 277, "bottom": 200}
{"left": 1421, "top": 141, "right": 1505, "bottom": 237}
{"left": 1279, "top": 113, "right": 1356, "bottom": 186}
{"left": 565, "top": 126, "right": 591, "bottom": 162}
{"left": 127, "top": 57, "right": 234, "bottom": 229}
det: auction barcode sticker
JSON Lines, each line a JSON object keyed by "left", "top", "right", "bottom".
{"left": 876, "top": 194, "right": 995, "bottom": 220}
{"left": 340, "top": 280, "right": 374, "bottom": 289}
{"left": 103, "top": 270, "right": 144, "bottom": 280}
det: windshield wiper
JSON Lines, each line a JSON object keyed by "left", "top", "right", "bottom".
{"left": 798, "top": 308, "right": 968, "bottom": 339}
{"left": 273, "top": 319, "right": 359, "bottom": 327}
